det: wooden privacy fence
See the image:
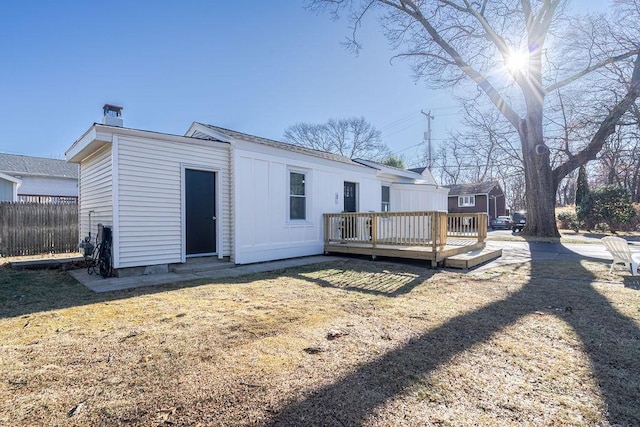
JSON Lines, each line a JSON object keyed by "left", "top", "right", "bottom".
{"left": 0, "top": 203, "right": 79, "bottom": 257}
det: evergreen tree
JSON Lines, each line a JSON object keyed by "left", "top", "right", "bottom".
{"left": 575, "top": 165, "right": 589, "bottom": 206}
{"left": 381, "top": 155, "right": 405, "bottom": 169}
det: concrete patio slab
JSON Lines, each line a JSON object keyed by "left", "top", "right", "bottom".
{"left": 68, "top": 255, "right": 343, "bottom": 293}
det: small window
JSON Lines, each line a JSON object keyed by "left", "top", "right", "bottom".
{"left": 458, "top": 195, "right": 475, "bottom": 207}
{"left": 289, "top": 171, "right": 306, "bottom": 220}
{"left": 381, "top": 186, "right": 390, "bottom": 212}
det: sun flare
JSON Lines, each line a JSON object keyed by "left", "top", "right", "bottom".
{"left": 505, "top": 49, "right": 529, "bottom": 74}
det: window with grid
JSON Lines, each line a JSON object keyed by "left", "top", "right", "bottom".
{"left": 458, "top": 195, "right": 475, "bottom": 207}
{"left": 289, "top": 171, "right": 306, "bottom": 220}
{"left": 381, "top": 186, "right": 390, "bottom": 212}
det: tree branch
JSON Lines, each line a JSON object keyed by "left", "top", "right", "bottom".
{"left": 377, "top": 0, "right": 522, "bottom": 127}
{"left": 546, "top": 49, "right": 640, "bottom": 93}
{"left": 553, "top": 54, "right": 640, "bottom": 186}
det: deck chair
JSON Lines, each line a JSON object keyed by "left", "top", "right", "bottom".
{"left": 601, "top": 236, "right": 640, "bottom": 276}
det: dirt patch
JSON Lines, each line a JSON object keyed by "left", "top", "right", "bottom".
{"left": 1, "top": 259, "right": 638, "bottom": 425}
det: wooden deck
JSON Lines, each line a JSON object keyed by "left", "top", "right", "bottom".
{"left": 323, "top": 212, "right": 494, "bottom": 267}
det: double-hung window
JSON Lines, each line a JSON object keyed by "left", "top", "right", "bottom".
{"left": 458, "top": 195, "right": 475, "bottom": 207}
{"left": 381, "top": 186, "right": 390, "bottom": 212}
{"left": 289, "top": 171, "right": 306, "bottom": 220}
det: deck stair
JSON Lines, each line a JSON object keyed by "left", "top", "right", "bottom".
{"left": 444, "top": 247, "right": 502, "bottom": 270}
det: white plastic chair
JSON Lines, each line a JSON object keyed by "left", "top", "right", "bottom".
{"left": 601, "top": 236, "right": 640, "bottom": 276}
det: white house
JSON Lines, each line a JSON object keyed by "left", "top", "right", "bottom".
{"left": 0, "top": 172, "right": 21, "bottom": 202}
{"left": 65, "top": 108, "right": 448, "bottom": 274}
{"left": 0, "top": 153, "right": 78, "bottom": 203}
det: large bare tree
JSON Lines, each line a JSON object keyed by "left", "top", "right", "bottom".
{"left": 309, "top": 0, "right": 640, "bottom": 237}
{"left": 284, "top": 117, "right": 390, "bottom": 161}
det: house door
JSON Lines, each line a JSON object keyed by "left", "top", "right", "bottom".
{"left": 185, "top": 169, "right": 216, "bottom": 256}
{"left": 343, "top": 182, "right": 357, "bottom": 239}
{"left": 344, "top": 182, "right": 357, "bottom": 212}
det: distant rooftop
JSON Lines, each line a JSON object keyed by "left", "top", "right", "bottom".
{"left": 0, "top": 153, "right": 78, "bottom": 179}
{"left": 409, "top": 167, "right": 427, "bottom": 175}
{"left": 447, "top": 181, "right": 500, "bottom": 196}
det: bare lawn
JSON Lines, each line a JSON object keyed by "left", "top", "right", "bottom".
{"left": 1, "top": 258, "right": 639, "bottom": 426}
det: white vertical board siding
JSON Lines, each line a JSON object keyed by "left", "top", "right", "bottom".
{"left": 233, "top": 144, "right": 379, "bottom": 264}
{"left": 79, "top": 146, "right": 113, "bottom": 241}
{"left": 392, "top": 184, "right": 449, "bottom": 212}
{"left": 116, "top": 136, "right": 230, "bottom": 268}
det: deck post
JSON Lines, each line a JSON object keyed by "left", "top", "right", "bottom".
{"left": 431, "top": 213, "right": 439, "bottom": 267}
{"left": 371, "top": 213, "right": 377, "bottom": 248}
{"left": 431, "top": 212, "right": 438, "bottom": 254}
{"left": 476, "top": 213, "right": 487, "bottom": 243}
{"left": 323, "top": 214, "right": 328, "bottom": 244}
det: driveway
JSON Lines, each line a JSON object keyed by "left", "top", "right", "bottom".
{"left": 487, "top": 240, "right": 612, "bottom": 262}
{"left": 480, "top": 232, "right": 624, "bottom": 272}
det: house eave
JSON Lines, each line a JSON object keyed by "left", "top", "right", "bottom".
{"left": 352, "top": 158, "right": 422, "bottom": 179}
{"left": 66, "top": 124, "right": 230, "bottom": 163}
{"left": 0, "top": 171, "right": 22, "bottom": 185}
{"left": 65, "top": 126, "right": 111, "bottom": 163}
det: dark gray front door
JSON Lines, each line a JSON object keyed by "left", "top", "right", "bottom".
{"left": 344, "top": 182, "right": 357, "bottom": 212}
{"left": 343, "top": 181, "right": 357, "bottom": 239}
{"left": 186, "top": 169, "right": 216, "bottom": 255}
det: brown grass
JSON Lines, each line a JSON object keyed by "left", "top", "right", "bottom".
{"left": 1, "top": 258, "right": 639, "bottom": 426}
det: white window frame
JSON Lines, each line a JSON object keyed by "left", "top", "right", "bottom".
{"left": 287, "top": 168, "right": 309, "bottom": 222}
{"left": 381, "top": 185, "right": 391, "bottom": 212}
{"left": 458, "top": 195, "right": 476, "bottom": 207}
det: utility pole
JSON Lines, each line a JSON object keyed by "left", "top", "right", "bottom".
{"left": 421, "top": 109, "right": 435, "bottom": 170}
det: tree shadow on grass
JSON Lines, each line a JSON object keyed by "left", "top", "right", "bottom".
{"left": 623, "top": 275, "right": 640, "bottom": 290}
{"left": 266, "top": 242, "right": 640, "bottom": 426}
{"left": 294, "top": 261, "right": 434, "bottom": 297}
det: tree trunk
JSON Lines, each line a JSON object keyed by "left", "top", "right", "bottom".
{"left": 519, "top": 106, "right": 561, "bottom": 238}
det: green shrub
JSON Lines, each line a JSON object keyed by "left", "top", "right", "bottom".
{"left": 578, "top": 185, "right": 636, "bottom": 232}
{"left": 557, "top": 211, "right": 581, "bottom": 231}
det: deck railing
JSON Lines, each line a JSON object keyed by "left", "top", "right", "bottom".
{"left": 447, "top": 213, "right": 488, "bottom": 240}
{"left": 323, "top": 211, "right": 487, "bottom": 252}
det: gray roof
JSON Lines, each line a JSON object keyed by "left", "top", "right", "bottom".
{"left": 197, "top": 123, "right": 365, "bottom": 167}
{"left": 447, "top": 181, "right": 500, "bottom": 196}
{"left": 0, "top": 153, "right": 78, "bottom": 179}
{"left": 409, "top": 167, "right": 427, "bottom": 175}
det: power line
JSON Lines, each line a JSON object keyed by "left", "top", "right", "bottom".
{"left": 380, "top": 111, "right": 422, "bottom": 131}
{"left": 380, "top": 117, "right": 425, "bottom": 138}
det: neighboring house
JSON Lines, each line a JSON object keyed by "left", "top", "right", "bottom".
{"left": 0, "top": 153, "right": 79, "bottom": 203}
{"left": 0, "top": 172, "right": 21, "bottom": 202}
{"left": 65, "top": 108, "right": 448, "bottom": 273}
{"left": 445, "top": 181, "right": 506, "bottom": 219}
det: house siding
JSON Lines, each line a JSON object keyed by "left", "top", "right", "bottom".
{"left": 448, "top": 194, "right": 488, "bottom": 214}
{"left": 233, "top": 142, "right": 379, "bottom": 264}
{"left": 79, "top": 145, "right": 113, "bottom": 242}
{"left": 0, "top": 179, "right": 14, "bottom": 201}
{"left": 487, "top": 186, "right": 506, "bottom": 218}
{"left": 392, "top": 184, "right": 448, "bottom": 212}
{"left": 115, "top": 135, "right": 231, "bottom": 268}
{"left": 16, "top": 176, "right": 78, "bottom": 198}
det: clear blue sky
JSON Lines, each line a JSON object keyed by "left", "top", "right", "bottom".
{"left": 0, "top": 1, "right": 607, "bottom": 165}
